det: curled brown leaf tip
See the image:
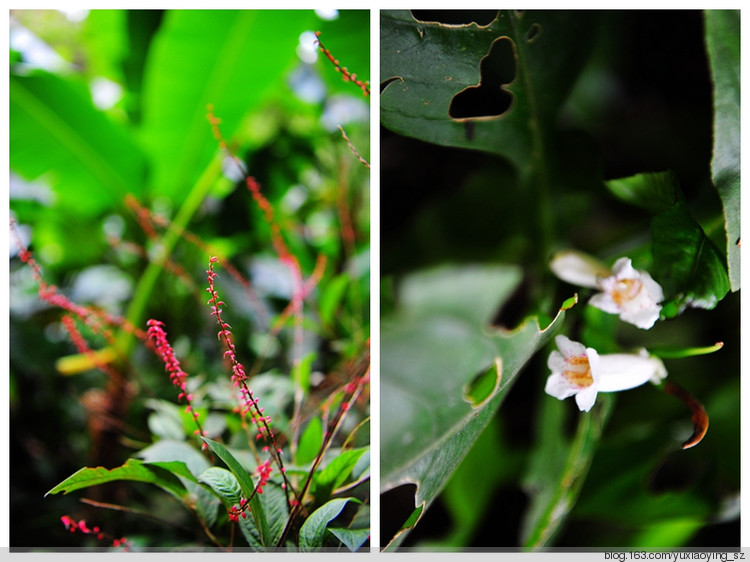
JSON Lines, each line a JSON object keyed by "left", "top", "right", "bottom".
{"left": 664, "top": 380, "right": 709, "bottom": 449}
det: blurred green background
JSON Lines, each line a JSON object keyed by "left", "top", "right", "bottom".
{"left": 10, "top": 9, "right": 369, "bottom": 548}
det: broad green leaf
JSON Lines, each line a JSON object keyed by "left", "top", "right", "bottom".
{"left": 201, "top": 437, "right": 256, "bottom": 498}
{"left": 311, "top": 448, "right": 367, "bottom": 501}
{"left": 381, "top": 10, "right": 597, "bottom": 167}
{"left": 651, "top": 200, "right": 731, "bottom": 315}
{"left": 139, "top": 10, "right": 316, "bottom": 203}
{"left": 434, "top": 418, "right": 513, "bottom": 547}
{"left": 45, "top": 458, "right": 188, "bottom": 501}
{"left": 521, "top": 393, "right": 614, "bottom": 549}
{"left": 9, "top": 71, "right": 147, "bottom": 217}
{"left": 296, "top": 416, "right": 324, "bottom": 466}
{"left": 605, "top": 171, "right": 678, "bottom": 214}
{"left": 237, "top": 481, "right": 289, "bottom": 550}
{"left": 299, "top": 497, "right": 356, "bottom": 551}
{"left": 704, "top": 10, "right": 740, "bottom": 291}
{"left": 381, "top": 264, "right": 567, "bottom": 549}
{"left": 329, "top": 527, "right": 370, "bottom": 552}
{"left": 135, "top": 439, "right": 218, "bottom": 526}
{"left": 198, "top": 467, "right": 242, "bottom": 506}
{"left": 136, "top": 439, "right": 211, "bottom": 477}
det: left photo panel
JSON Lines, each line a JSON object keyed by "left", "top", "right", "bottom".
{"left": 10, "top": 9, "right": 370, "bottom": 551}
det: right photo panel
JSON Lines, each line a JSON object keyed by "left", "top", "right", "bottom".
{"left": 380, "top": 10, "right": 739, "bottom": 551}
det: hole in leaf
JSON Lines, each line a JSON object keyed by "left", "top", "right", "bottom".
{"left": 381, "top": 484, "right": 422, "bottom": 546}
{"left": 449, "top": 37, "right": 516, "bottom": 119}
{"left": 526, "top": 22, "right": 542, "bottom": 42}
{"left": 464, "top": 358, "right": 502, "bottom": 407}
{"left": 381, "top": 76, "right": 403, "bottom": 94}
{"left": 411, "top": 10, "right": 498, "bottom": 26}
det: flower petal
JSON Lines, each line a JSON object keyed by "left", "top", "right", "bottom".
{"left": 596, "top": 353, "right": 667, "bottom": 392}
{"left": 554, "top": 334, "right": 586, "bottom": 358}
{"left": 575, "top": 385, "right": 599, "bottom": 412}
{"left": 544, "top": 373, "right": 579, "bottom": 400}
{"left": 550, "top": 250, "right": 611, "bottom": 288}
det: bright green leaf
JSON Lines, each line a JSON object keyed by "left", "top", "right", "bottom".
{"left": 328, "top": 527, "right": 370, "bottom": 552}
{"left": 198, "top": 467, "right": 241, "bottom": 506}
{"left": 299, "top": 497, "right": 356, "bottom": 551}
{"left": 45, "top": 458, "right": 188, "bottom": 501}
{"left": 311, "top": 448, "right": 367, "bottom": 501}
{"left": 140, "top": 10, "right": 316, "bottom": 203}
{"left": 296, "top": 416, "right": 324, "bottom": 466}
{"left": 201, "top": 437, "right": 256, "bottom": 498}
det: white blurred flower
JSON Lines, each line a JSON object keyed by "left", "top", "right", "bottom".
{"left": 551, "top": 250, "right": 664, "bottom": 329}
{"left": 545, "top": 335, "right": 667, "bottom": 412}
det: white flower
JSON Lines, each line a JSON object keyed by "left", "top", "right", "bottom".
{"left": 545, "top": 335, "right": 667, "bottom": 412}
{"left": 550, "top": 250, "right": 664, "bottom": 329}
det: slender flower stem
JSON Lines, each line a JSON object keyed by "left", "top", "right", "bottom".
{"left": 205, "top": 257, "right": 299, "bottom": 509}
{"left": 315, "top": 31, "right": 370, "bottom": 96}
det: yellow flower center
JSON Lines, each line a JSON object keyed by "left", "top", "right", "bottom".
{"left": 563, "top": 355, "right": 594, "bottom": 388}
{"left": 611, "top": 278, "right": 642, "bottom": 305}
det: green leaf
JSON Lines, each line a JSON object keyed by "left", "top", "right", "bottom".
{"left": 197, "top": 467, "right": 241, "bottom": 506}
{"left": 704, "top": 10, "right": 740, "bottom": 291}
{"left": 521, "top": 394, "right": 614, "bottom": 549}
{"left": 311, "top": 448, "right": 367, "bottom": 501}
{"left": 45, "top": 458, "right": 188, "bottom": 501}
{"left": 236, "top": 482, "right": 289, "bottom": 550}
{"left": 9, "top": 71, "right": 147, "bottom": 217}
{"left": 145, "top": 398, "right": 187, "bottom": 440}
{"left": 134, "top": 440, "right": 219, "bottom": 526}
{"left": 328, "top": 527, "right": 370, "bottom": 552}
{"left": 318, "top": 273, "right": 351, "bottom": 329}
{"left": 296, "top": 416, "right": 324, "bottom": 466}
{"left": 201, "top": 437, "right": 256, "bottom": 498}
{"left": 381, "top": 10, "right": 597, "bottom": 167}
{"left": 651, "top": 200, "right": 731, "bottom": 315}
{"left": 139, "top": 10, "right": 317, "bottom": 203}
{"left": 299, "top": 497, "right": 356, "bottom": 551}
{"left": 605, "top": 171, "right": 678, "bottom": 214}
{"left": 381, "top": 264, "right": 567, "bottom": 549}
{"left": 291, "top": 351, "right": 317, "bottom": 397}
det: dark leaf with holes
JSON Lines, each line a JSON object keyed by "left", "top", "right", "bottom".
{"left": 381, "top": 10, "right": 598, "bottom": 170}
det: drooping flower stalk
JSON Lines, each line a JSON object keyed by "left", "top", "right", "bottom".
{"left": 146, "top": 319, "right": 207, "bottom": 448}
{"left": 10, "top": 218, "right": 146, "bottom": 343}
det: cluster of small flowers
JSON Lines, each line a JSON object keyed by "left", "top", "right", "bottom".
{"left": 60, "top": 515, "right": 131, "bottom": 550}
{"left": 146, "top": 319, "right": 207, "bottom": 446}
{"left": 255, "top": 459, "right": 273, "bottom": 494}
{"left": 546, "top": 251, "right": 667, "bottom": 412}
{"left": 315, "top": 31, "right": 370, "bottom": 96}
{"left": 227, "top": 499, "right": 250, "bottom": 523}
